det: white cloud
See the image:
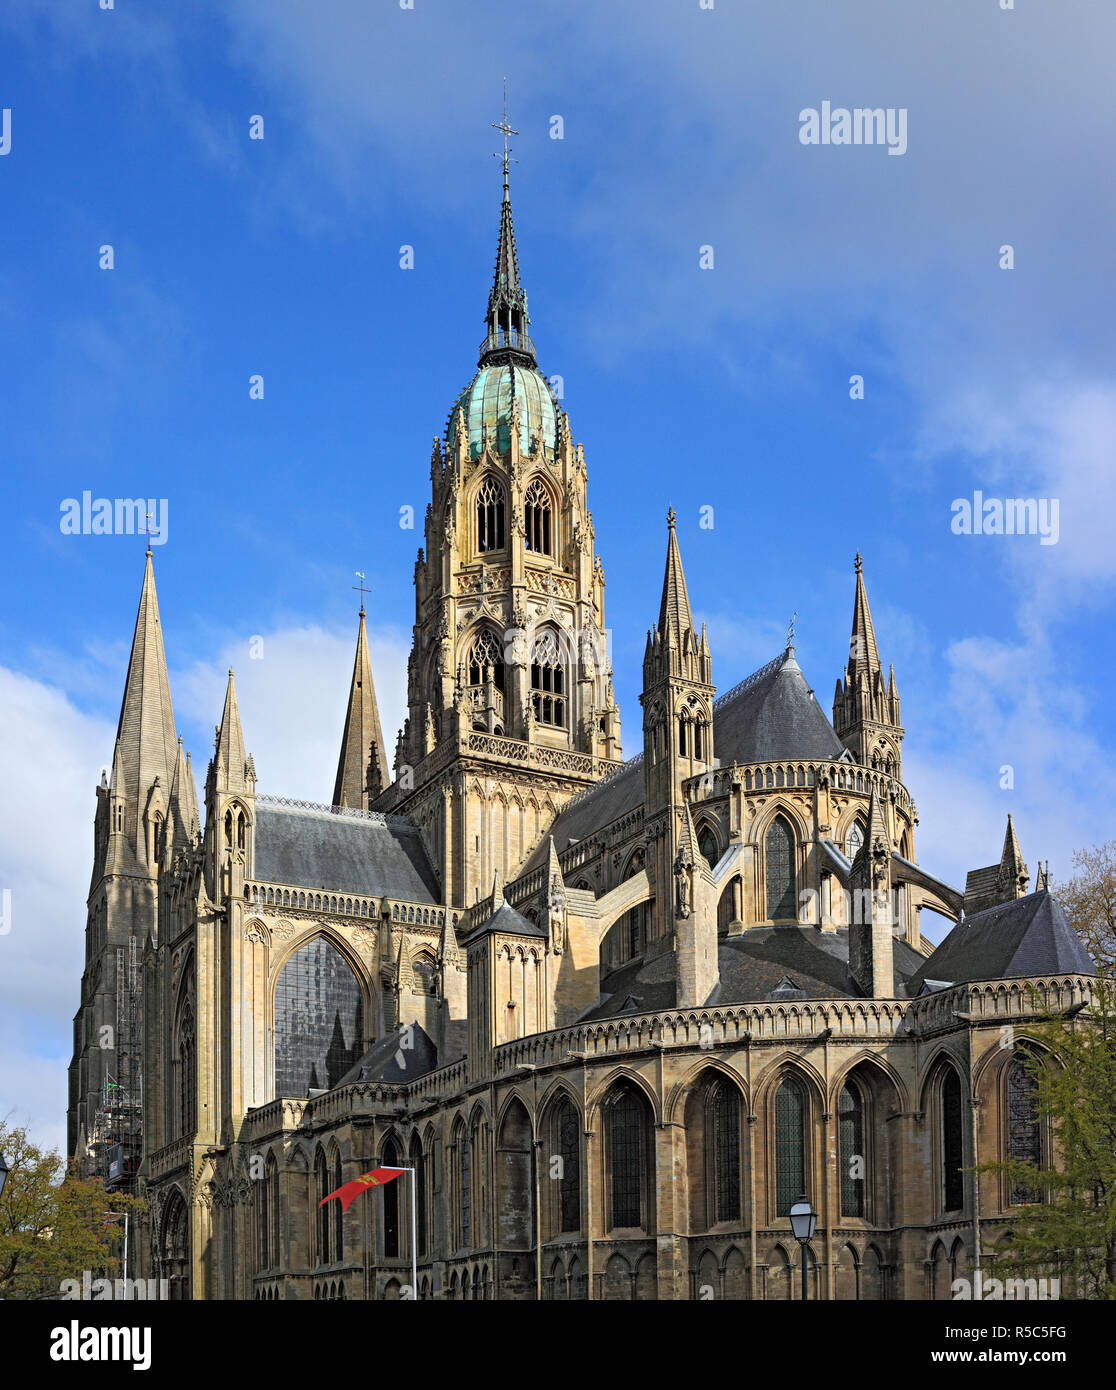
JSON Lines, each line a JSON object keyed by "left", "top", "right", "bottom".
{"left": 0, "top": 668, "right": 114, "bottom": 1154}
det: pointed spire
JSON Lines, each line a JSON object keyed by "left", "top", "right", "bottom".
{"left": 999, "top": 813, "right": 1029, "bottom": 897}
{"left": 332, "top": 609, "right": 389, "bottom": 811}
{"left": 113, "top": 549, "right": 178, "bottom": 840}
{"left": 852, "top": 784, "right": 889, "bottom": 878}
{"left": 214, "top": 669, "right": 250, "bottom": 792}
{"left": 848, "top": 552, "right": 882, "bottom": 684}
{"left": 168, "top": 737, "right": 199, "bottom": 850}
{"left": 479, "top": 140, "right": 535, "bottom": 369}
{"left": 679, "top": 799, "right": 701, "bottom": 866}
{"left": 437, "top": 910, "right": 460, "bottom": 963}
{"left": 658, "top": 507, "right": 696, "bottom": 644}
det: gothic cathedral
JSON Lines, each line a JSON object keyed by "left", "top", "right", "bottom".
{"left": 68, "top": 164, "right": 1095, "bottom": 1302}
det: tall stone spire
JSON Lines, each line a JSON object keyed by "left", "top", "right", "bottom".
{"left": 112, "top": 549, "right": 178, "bottom": 849}
{"left": 657, "top": 506, "right": 697, "bottom": 646}
{"left": 834, "top": 554, "right": 904, "bottom": 775}
{"left": 998, "top": 813, "right": 1029, "bottom": 899}
{"left": 212, "top": 669, "right": 251, "bottom": 794}
{"left": 167, "top": 736, "right": 200, "bottom": 853}
{"left": 848, "top": 551, "right": 882, "bottom": 684}
{"left": 332, "top": 607, "right": 389, "bottom": 810}
{"left": 479, "top": 107, "right": 535, "bottom": 370}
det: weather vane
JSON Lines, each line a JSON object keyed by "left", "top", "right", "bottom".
{"left": 492, "top": 77, "right": 518, "bottom": 185}
{"left": 353, "top": 571, "right": 370, "bottom": 615}
{"left": 787, "top": 611, "right": 797, "bottom": 648}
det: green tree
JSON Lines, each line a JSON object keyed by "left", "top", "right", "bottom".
{"left": 981, "top": 978, "right": 1116, "bottom": 1299}
{"left": 0, "top": 1121, "right": 145, "bottom": 1300}
{"left": 1052, "top": 840, "right": 1116, "bottom": 973}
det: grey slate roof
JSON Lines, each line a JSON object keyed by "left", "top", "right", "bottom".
{"left": 908, "top": 891, "right": 1094, "bottom": 993}
{"left": 520, "top": 756, "right": 645, "bottom": 874}
{"left": 334, "top": 1022, "right": 438, "bottom": 1088}
{"left": 254, "top": 802, "right": 440, "bottom": 901}
{"left": 585, "top": 926, "right": 928, "bottom": 1019}
{"left": 462, "top": 898, "right": 547, "bottom": 944}
{"left": 713, "top": 649, "right": 846, "bottom": 766}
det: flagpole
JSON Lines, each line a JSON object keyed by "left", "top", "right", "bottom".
{"left": 409, "top": 1168, "right": 417, "bottom": 1302}
{"left": 123, "top": 1212, "right": 129, "bottom": 1284}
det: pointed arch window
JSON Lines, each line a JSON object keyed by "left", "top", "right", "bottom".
{"left": 524, "top": 478, "right": 552, "bottom": 555}
{"left": 315, "top": 1150, "right": 331, "bottom": 1265}
{"left": 476, "top": 476, "right": 505, "bottom": 553}
{"left": 1007, "top": 1053, "right": 1041, "bottom": 1203}
{"left": 941, "top": 1067, "right": 964, "bottom": 1212}
{"left": 607, "top": 1086, "right": 647, "bottom": 1229}
{"left": 458, "top": 1124, "right": 472, "bottom": 1250}
{"left": 774, "top": 1076, "right": 806, "bottom": 1217}
{"left": 175, "top": 996, "right": 195, "bottom": 1140}
{"left": 382, "top": 1138, "right": 400, "bottom": 1258}
{"left": 838, "top": 1084, "right": 865, "bottom": 1217}
{"left": 273, "top": 937, "right": 364, "bottom": 1097}
{"left": 555, "top": 1097, "right": 581, "bottom": 1234}
{"left": 467, "top": 629, "right": 505, "bottom": 693}
{"left": 765, "top": 815, "right": 797, "bottom": 922}
{"left": 844, "top": 821, "right": 865, "bottom": 862}
{"left": 698, "top": 826, "right": 719, "bottom": 871}
{"left": 708, "top": 1079, "right": 741, "bottom": 1223}
{"left": 531, "top": 629, "right": 566, "bottom": 728}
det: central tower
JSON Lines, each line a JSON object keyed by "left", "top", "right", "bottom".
{"left": 376, "top": 153, "right": 622, "bottom": 906}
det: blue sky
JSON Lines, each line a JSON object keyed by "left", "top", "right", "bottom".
{"left": 3, "top": 0, "right": 1115, "bottom": 1152}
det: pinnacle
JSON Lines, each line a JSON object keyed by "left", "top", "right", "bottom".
{"left": 214, "top": 668, "right": 249, "bottom": 792}
{"left": 333, "top": 609, "right": 389, "bottom": 811}
{"left": 848, "top": 552, "right": 882, "bottom": 684}
{"left": 657, "top": 511, "right": 696, "bottom": 644}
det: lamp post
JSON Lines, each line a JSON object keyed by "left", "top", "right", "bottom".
{"left": 0, "top": 1152, "right": 9, "bottom": 1199}
{"left": 789, "top": 1195, "right": 817, "bottom": 1301}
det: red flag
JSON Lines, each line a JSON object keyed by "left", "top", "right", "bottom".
{"left": 319, "top": 1166, "right": 406, "bottom": 1213}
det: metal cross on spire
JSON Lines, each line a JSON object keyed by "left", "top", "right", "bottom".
{"left": 353, "top": 571, "right": 371, "bottom": 616}
{"left": 492, "top": 77, "right": 518, "bottom": 192}
{"left": 786, "top": 611, "right": 798, "bottom": 648}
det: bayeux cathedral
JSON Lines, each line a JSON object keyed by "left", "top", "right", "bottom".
{"left": 68, "top": 159, "right": 1095, "bottom": 1302}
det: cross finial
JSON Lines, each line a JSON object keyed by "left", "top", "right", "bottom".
{"left": 144, "top": 509, "right": 155, "bottom": 557}
{"left": 666, "top": 505, "right": 676, "bottom": 530}
{"left": 854, "top": 551, "right": 863, "bottom": 574}
{"left": 787, "top": 610, "right": 797, "bottom": 648}
{"left": 352, "top": 571, "right": 370, "bottom": 616}
{"left": 492, "top": 76, "right": 518, "bottom": 194}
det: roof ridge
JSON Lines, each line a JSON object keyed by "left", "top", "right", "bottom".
{"left": 256, "top": 793, "right": 417, "bottom": 831}
{"left": 713, "top": 652, "right": 784, "bottom": 710}
{"left": 559, "top": 751, "right": 644, "bottom": 814}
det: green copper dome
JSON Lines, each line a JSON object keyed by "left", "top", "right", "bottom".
{"left": 448, "top": 363, "right": 557, "bottom": 461}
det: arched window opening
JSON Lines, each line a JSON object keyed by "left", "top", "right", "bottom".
{"left": 941, "top": 1068, "right": 964, "bottom": 1213}
{"left": 459, "top": 1125, "right": 473, "bottom": 1250}
{"left": 476, "top": 476, "right": 505, "bottom": 553}
{"left": 531, "top": 629, "right": 566, "bottom": 728}
{"left": 607, "top": 1086, "right": 647, "bottom": 1230}
{"left": 274, "top": 937, "right": 364, "bottom": 1097}
{"left": 1007, "top": 1054, "right": 1042, "bottom": 1204}
{"left": 678, "top": 718, "right": 688, "bottom": 757}
{"left": 315, "top": 1151, "right": 331, "bottom": 1266}
{"left": 774, "top": 1076, "right": 806, "bottom": 1217}
{"left": 556, "top": 1097, "right": 581, "bottom": 1234}
{"left": 524, "top": 478, "right": 552, "bottom": 555}
{"left": 332, "top": 1151, "right": 343, "bottom": 1260}
{"left": 839, "top": 1084, "right": 865, "bottom": 1218}
{"left": 175, "top": 997, "right": 195, "bottom": 1140}
{"left": 413, "top": 954, "right": 437, "bottom": 996}
{"left": 224, "top": 809, "right": 233, "bottom": 847}
{"left": 237, "top": 809, "right": 246, "bottom": 851}
{"left": 709, "top": 1080, "right": 741, "bottom": 1223}
{"left": 844, "top": 821, "right": 864, "bottom": 862}
{"left": 382, "top": 1138, "right": 400, "bottom": 1258}
{"left": 765, "top": 815, "right": 797, "bottom": 922}
{"left": 467, "top": 629, "right": 505, "bottom": 694}
{"left": 698, "top": 826, "right": 719, "bottom": 871}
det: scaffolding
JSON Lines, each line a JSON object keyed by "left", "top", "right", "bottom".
{"left": 90, "top": 935, "right": 142, "bottom": 1191}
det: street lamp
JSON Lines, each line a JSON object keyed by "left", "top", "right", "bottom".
{"left": 0, "top": 1152, "right": 10, "bottom": 1199}
{"left": 789, "top": 1195, "right": 817, "bottom": 1301}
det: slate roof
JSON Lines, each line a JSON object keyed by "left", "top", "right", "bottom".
{"left": 908, "top": 890, "right": 1094, "bottom": 993}
{"left": 253, "top": 801, "right": 440, "bottom": 901}
{"left": 462, "top": 898, "right": 547, "bottom": 945}
{"left": 334, "top": 1022, "right": 438, "bottom": 1088}
{"left": 713, "top": 649, "right": 846, "bottom": 766}
{"left": 585, "top": 927, "right": 928, "bottom": 1019}
{"left": 520, "top": 756, "right": 645, "bottom": 873}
